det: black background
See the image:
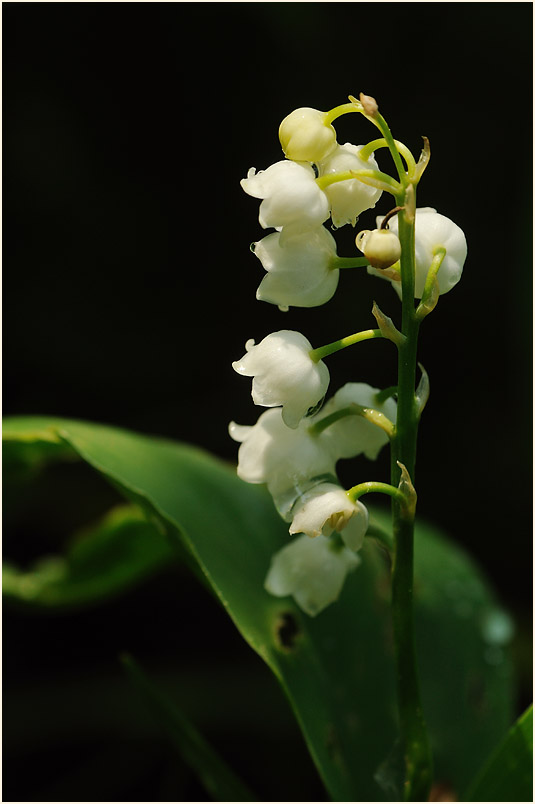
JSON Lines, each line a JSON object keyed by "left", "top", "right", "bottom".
{"left": 3, "top": 3, "right": 533, "bottom": 801}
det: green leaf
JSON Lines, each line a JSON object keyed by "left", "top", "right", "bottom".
{"left": 3, "top": 416, "right": 76, "bottom": 467}
{"left": 465, "top": 704, "right": 533, "bottom": 802}
{"left": 3, "top": 503, "right": 176, "bottom": 609}
{"left": 3, "top": 416, "right": 515, "bottom": 801}
{"left": 370, "top": 506, "right": 517, "bottom": 795}
{"left": 121, "top": 653, "right": 256, "bottom": 801}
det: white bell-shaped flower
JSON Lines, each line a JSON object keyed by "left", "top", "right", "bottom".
{"left": 319, "top": 382, "right": 397, "bottom": 461}
{"left": 228, "top": 408, "right": 337, "bottom": 499}
{"left": 241, "top": 160, "right": 330, "bottom": 242}
{"left": 289, "top": 482, "right": 369, "bottom": 551}
{"left": 232, "top": 330, "right": 330, "bottom": 429}
{"left": 253, "top": 226, "right": 339, "bottom": 311}
{"left": 264, "top": 532, "right": 361, "bottom": 617}
{"left": 317, "top": 143, "right": 382, "bottom": 228}
{"left": 279, "top": 107, "right": 337, "bottom": 163}
{"left": 371, "top": 208, "right": 467, "bottom": 298}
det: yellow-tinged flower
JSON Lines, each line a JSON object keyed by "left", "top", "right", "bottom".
{"left": 356, "top": 228, "right": 401, "bottom": 270}
{"left": 279, "top": 107, "right": 337, "bottom": 163}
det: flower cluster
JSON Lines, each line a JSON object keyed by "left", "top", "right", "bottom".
{"left": 230, "top": 382, "right": 396, "bottom": 616}
{"left": 241, "top": 105, "right": 383, "bottom": 311}
{"left": 231, "top": 96, "right": 467, "bottom": 616}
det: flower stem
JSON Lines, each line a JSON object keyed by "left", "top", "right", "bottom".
{"left": 358, "top": 138, "right": 417, "bottom": 176}
{"left": 316, "top": 169, "right": 401, "bottom": 196}
{"left": 347, "top": 480, "right": 406, "bottom": 507}
{"left": 373, "top": 113, "right": 408, "bottom": 184}
{"left": 323, "top": 102, "right": 362, "bottom": 125}
{"left": 374, "top": 385, "right": 398, "bottom": 404}
{"left": 309, "top": 328, "right": 383, "bottom": 363}
{"left": 415, "top": 247, "right": 446, "bottom": 321}
{"left": 332, "top": 256, "right": 370, "bottom": 270}
{"left": 390, "top": 191, "right": 433, "bottom": 801}
{"left": 309, "top": 403, "right": 395, "bottom": 439}
{"left": 348, "top": 169, "right": 402, "bottom": 197}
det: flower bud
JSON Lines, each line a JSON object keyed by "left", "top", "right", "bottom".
{"left": 356, "top": 228, "right": 401, "bottom": 270}
{"left": 279, "top": 107, "right": 337, "bottom": 163}
{"left": 359, "top": 92, "right": 379, "bottom": 117}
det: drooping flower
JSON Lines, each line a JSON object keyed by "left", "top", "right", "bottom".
{"left": 231, "top": 330, "right": 329, "bottom": 429}
{"left": 264, "top": 532, "right": 361, "bottom": 617}
{"left": 228, "top": 408, "right": 337, "bottom": 500}
{"left": 240, "top": 160, "right": 330, "bottom": 242}
{"left": 279, "top": 107, "right": 337, "bottom": 163}
{"left": 317, "top": 143, "right": 382, "bottom": 228}
{"left": 289, "top": 481, "right": 369, "bottom": 551}
{"left": 253, "top": 226, "right": 339, "bottom": 311}
{"left": 318, "top": 382, "right": 397, "bottom": 461}
{"left": 369, "top": 208, "right": 467, "bottom": 298}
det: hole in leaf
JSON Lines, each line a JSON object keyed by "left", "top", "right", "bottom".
{"left": 275, "top": 611, "right": 300, "bottom": 651}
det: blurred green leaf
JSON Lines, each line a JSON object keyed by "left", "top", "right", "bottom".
{"left": 3, "top": 417, "right": 76, "bottom": 466}
{"left": 465, "top": 704, "right": 533, "bottom": 802}
{"left": 3, "top": 503, "right": 175, "bottom": 609}
{"left": 3, "top": 416, "right": 515, "bottom": 800}
{"left": 371, "top": 506, "right": 517, "bottom": 795}
{"left": 121, "top": 653, "right": 256, "bottom": 801}
{"left": 3, "top": 418, "right": 78, "bottom": 503}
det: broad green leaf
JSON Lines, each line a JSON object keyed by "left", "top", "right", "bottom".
{"left": 465, "top": 704, "right": 533, "bottom": 802}
{"left": 121, "top": 653, "right": 256, "bottom": 801}
{"left": 3, "top": 503, "right": 175, "bottom": 609}
{"left": 3, "top": 417, "right": 515, "bottom": 801}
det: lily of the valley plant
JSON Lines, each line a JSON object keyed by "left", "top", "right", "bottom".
{"left": 230, "top": 93, "right": 467, "bottom": 801}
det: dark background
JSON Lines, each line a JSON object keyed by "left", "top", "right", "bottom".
{"left": 3, "top": 3, "right": 532, "bottom": 801}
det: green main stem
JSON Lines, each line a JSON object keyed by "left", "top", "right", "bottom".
{"left": 324, "top": 102, "right": 433, "bottom": 797}
{"left": 391, "top": 193, "right": 433, "bottom": 801}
